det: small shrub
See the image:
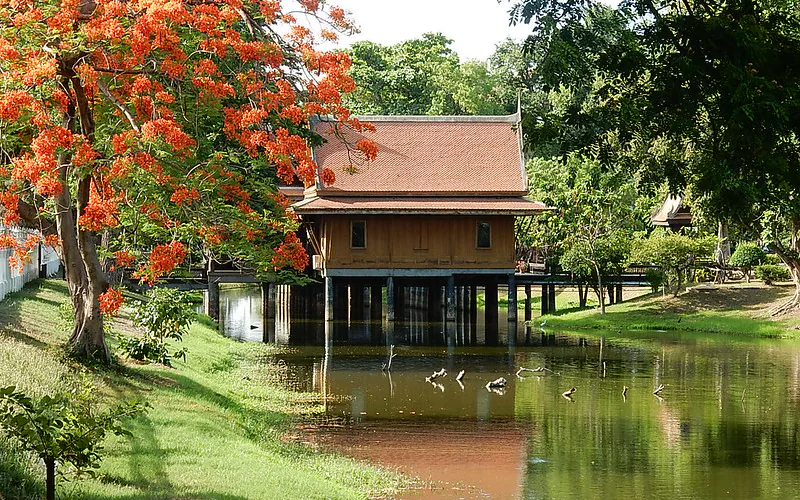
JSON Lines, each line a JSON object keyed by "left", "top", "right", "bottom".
{"left": 729, "top": 243, "right": 765, "bottom": 281}
{"left": 645, "top": 268, "right": 665, "bottom": 292}
{"left": 0, "top": 382, "right": 146, "bottom": 500}
{"left": 119, "top": 287, "right": 194, "bottom": 366}
{"left": 754, "top": 264, "right": 790, "bottom": 285}
{"left": 694, "top": 268, "right": 712, "bottom": 283}
{"left": 763, "top": 253, "right": 783, "bottom": 265}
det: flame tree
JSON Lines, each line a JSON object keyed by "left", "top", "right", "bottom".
{"left": 0, "top": 0, "right": 376, "bottom": 362}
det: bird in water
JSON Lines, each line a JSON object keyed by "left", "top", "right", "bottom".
{"left": 562, "top": 387, "right": 577, "bottom": 401}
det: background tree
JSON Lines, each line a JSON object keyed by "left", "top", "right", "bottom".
{"left": 343, "top": 33, "right": 507, "bottom": 115}
{"left": 0, "top": 0, "right": 375, "bottom": 361}
{"left": 523, "top": 155, "right": 641, "bottom": 313}
{"left": 729, "top": 243, "right": 765, "bottom": 283}
{"left": 632, "top": 231, "right": 715, "bottom": 295}
{"left": 509, "top": 0, "right": 800, "bottom": 313}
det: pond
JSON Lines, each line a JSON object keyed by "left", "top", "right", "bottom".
{"left": 217, "top": 285, "right": 800, "bottom": 499}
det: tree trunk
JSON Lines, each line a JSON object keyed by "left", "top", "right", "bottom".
{"left": 767, "top": 243, "right": 800, "bottom": 315}
{"left": 578, "top": 283, "right": 588, "bottom": 307}
{"left": 594, "top": 264, "right": 606, "bottom": 315}
{"left": 715, "top": 221, "right": 731, "bottom": 265}
{"left": 56, "top": 76, "right": 110, "bottom": 363}
{"left": 45, "top": 457, "right": 55, "bottom": 500}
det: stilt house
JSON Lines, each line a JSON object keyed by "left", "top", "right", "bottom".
{"left": 281, "top": 113, "right": 546, "bottom": 345}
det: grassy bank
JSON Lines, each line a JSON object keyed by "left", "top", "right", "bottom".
{"left": 0, "top": 280, "right": 403, "bottom": 499}
{"left": 540, "top": 283, "right": 799, "bottom": 336}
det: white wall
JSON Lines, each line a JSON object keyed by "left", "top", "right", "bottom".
{"left": 0, "top": 226, "right": 61, "bottom": 302}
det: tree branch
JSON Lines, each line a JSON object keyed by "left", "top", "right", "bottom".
{"left": 96, "top": 79, "right": 141, "bottom": 133}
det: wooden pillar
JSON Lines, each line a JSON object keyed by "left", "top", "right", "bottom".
{"left": 261, "top": 282, "right": 275, "bottom": 343}
{"left": 548, "top": 284, "right": 556, "bottom": 313}
{"left": 606, "top": 285, "right": 615, "bottom": 305}
{"left": 351, "top": 285, "right": 366, "bottom": 322}
{"left": 386, "top": 277, "right": 395, "bottom": 345}
{"left": 446, "top": 275, "right": 456, "bottom": 347}
{"left": 616, "top": 284, "right": 623, "bottom": 304}
{"left": 427, "top": 282, "right": 442, "bottom": 324}
{"left": 469, "top": 285, "right": 478, "bottom": 345}
{"left": 370, "top": 284, "right": 382, "bottom": 344}
{"left": 396, "top": 283, "right": 406, "bottom": 326}
{"left": 324, "top": 276, "right": 333, "bottom": 349}
{"left": 333, "top": 283, "right": 348, "bottom": 341}
{"left": 206, "top": 277, "right": 220, "bottom": 321}
{"left": 541, "top": 284, "right": 549, "bottom": 316}
{"left": 507, "top": 274, "right": 517, "bottom": 346}
{"left": 456, "top": 285, "right": 464, "bottom": 346}
{"left": 485, "top": 281, "right": 499, "bottom": 346}
{"left": 524, "top": 284, "right": 532, "bottom": 322}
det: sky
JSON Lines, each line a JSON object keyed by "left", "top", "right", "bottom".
{"left": 321, "top": 0, "right": 535, "bottom": 61}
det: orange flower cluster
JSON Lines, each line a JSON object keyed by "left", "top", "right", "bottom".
{"left": 356, "top": 139, "right": 379, "bottom": 162}
{"left": 79, "top": 181, "right": 120, "bottom": 231}
{"left": 133, "top": 241, "right": 187, "bottom": 285}
{"left": 99, "top": 288, "right": 124, "bottom": 316}
{"left": 270, "top": 232, "right": 308, "bottom": 271}
{"left": 114, "top": 249, "right": 136, "bottom": 268}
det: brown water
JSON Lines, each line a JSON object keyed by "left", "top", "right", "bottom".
{"left": 218, "top": 286, "right": 800, "bottom": 499}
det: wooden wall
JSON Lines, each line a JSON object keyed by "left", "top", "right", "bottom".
{"left": 315, "top": 215, "right": 515, "bottom": 269}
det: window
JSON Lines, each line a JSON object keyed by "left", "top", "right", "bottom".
{"left": 351, "top": 220, "right": 366, "bottom": 249}
{"left": 476, "top": 222, "right": 491, "bottom": 249}
{"left": 414, "top": 220, "right": 429, "bottom": 250}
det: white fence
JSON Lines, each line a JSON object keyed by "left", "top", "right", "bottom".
{"left": 0, "top": 226, "right": 61, "bottom": 302}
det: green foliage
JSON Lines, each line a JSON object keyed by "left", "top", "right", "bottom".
{"left": 755, "top": 265, "right": 791, "bottom": 285}
{"left": 729, "top": 243, "right": 765, "bottom": 269}
{"left": 633, "top": 231, "right": 715, "bottom": 294}
{"left": 764, "top": 254, "right": 783, "bottom": 265}
{"left": 0, "top": 382, "right": 145, "bottom": 498}
{"left": 520, "top": 154, "right": 642, "bottom": 311}
{"left": 510, "top": 0, "right": 800, "bottom": 296}
{"left": 119, "top": 287, "right": 194, "bottom": 366}
{"left": 645, "top": 268, "right": 666, "bottom": 293}
{"left": 344, "top": 33, "right": 508, "bottom": 115}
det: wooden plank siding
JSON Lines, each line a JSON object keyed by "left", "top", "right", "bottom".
{"left": 317, "top": 215, "right": 515, "bottom": 269}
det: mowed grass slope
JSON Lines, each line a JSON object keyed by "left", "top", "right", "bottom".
{"left": 0, "top": 280, "right": 402, "bottom": 500}
{"left": 541, "top": 284, "right": 798, "bottom": 336}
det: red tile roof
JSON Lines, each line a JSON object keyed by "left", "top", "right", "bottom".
{"left": 293, "top": 196, "right": 547, "bottom": 215}
{"left": 313, "top": 115, "right": 526, "bottom": 195}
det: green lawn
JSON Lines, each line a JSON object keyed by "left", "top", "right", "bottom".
{"left": 0, "top": 280, "right": 403, "bottom": 500}
{"left": 539, "top": 284, "right": 799, "bottom": 336}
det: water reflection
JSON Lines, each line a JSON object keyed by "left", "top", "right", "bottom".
{"left": 217, "top": 286, "right": 800, "bottom": 499}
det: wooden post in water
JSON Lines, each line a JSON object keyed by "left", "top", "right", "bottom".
{"left": 386, "top": 277, "right": 395, "bottom": 345}
{"left": 446, "top": 275, "right": 456, "bottom": 347}
{"left": 370, "top": 284, "right": 382, "bottom": 344}
{"left": 206, "top": 276, "right": 220, "bottom": 321}
{"left": 485, "top": 281, "right": 499, "bottom": 346}
{"left": 507, "top": 274, "right": 517, "bottom": 346}
{"left": 261, "top": 282, "right": 276, "bottom": 343}
{"left": 324, "top": 276, "right": 333, "bottom": 349}
{"left": 469, "top": 285, "right": 478, "bottom": 345}
{"left": 541, "top": 284, "right": 549, "bottom": 316}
